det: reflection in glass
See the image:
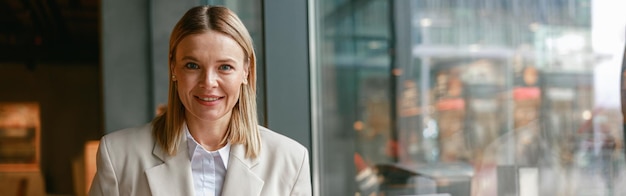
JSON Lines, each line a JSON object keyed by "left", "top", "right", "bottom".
{"left": 312, "top": 0, "right": 626, "bottom": 195}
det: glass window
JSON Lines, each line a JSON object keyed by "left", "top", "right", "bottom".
{"left": 311, "top": 0, "right": 626, "bottom": 195}
{"left": 311, "top": 1, "right": 393, "bottom": 195}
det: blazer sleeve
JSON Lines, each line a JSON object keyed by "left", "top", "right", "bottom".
{"left": 89, "top": 136, "right": 120, "bottom": 196}
{"left": 290, "top": 148, "right": 312, "bottom": 196}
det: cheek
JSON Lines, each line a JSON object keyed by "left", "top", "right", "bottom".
{"left": 226, "top": 83, "right": 240, "bottom": 95}
{"left": 226, "top": 83, "right": 244, "bottom": 100}
{"left": 175, "top": 84, "right": 186, "bottom": 102}
{"left": 176, "top": 80, "right": 194, "bottom": 98}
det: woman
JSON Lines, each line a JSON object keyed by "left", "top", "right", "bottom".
{"left": 90, "top": 6, "right": 311, "bottom": 196}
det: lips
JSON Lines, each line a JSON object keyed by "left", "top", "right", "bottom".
{"left": 195, "top": 95, "right": 223, "bottom": 105}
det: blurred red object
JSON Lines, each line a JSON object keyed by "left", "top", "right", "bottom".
{"left": 354, "top": 153, "right": 367, "bottom": 172}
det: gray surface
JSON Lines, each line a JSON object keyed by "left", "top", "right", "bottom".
{"left": 102, "top": 0, "right": 152, "bottom": 133}
{"left": 263, "top": 0, "right": 311, "bottom": 150}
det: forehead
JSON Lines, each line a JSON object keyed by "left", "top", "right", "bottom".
{"left": 175, "top": 31, "right": 245, "bottom": 62}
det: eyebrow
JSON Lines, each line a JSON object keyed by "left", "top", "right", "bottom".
{"left": 180, "top": 56, "right": 198, "bottom": 62}
{"left": 180, "top": 56, "right": 239, "bottom": 63}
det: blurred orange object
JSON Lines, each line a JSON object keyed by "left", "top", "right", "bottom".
{"left": 84, "top": 140, "right": 99, "bottom": 195}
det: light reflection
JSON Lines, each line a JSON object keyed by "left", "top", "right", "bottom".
{"left": 420, "top": 18, "right": 432, "bottom": 27}
{"left": 582, "top": 110, "right": 592, "bottom": 120}
{"left": 529, "top": 22, "right": 540, "bottom": 32}
{"left": 555, "top": 34, "right": 586, "bottom": 54}
{"left": 469, "top": 44, "right": 480, "bottom": 52}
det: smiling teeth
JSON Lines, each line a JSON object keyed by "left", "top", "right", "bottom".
{"left": 200, "top": 97, "right": 219, "bottom": 101}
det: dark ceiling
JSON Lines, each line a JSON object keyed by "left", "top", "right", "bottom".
{"left": 0, "top": 0, "right": 99, "bottom": 64}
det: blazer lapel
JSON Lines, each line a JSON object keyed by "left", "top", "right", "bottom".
{"left": 145, "top": 138, "right": 194, "bottom": 196}
{"left": 221, "top": 144, "right": 264, "bottom": 195}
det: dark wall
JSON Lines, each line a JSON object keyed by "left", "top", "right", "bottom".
{"left": 0, "top": 63, "right": 102, "bottom": 194}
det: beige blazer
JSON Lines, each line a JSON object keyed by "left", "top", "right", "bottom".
{"left": 89, "top": 124, "right": 311, "bottom": 196}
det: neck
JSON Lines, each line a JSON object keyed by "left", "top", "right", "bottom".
{"left": 186, "top": 113, "right": 231, "bottom": 151}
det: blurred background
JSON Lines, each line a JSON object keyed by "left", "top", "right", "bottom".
{"left": 1, "top": 0, "right": 625, "bottom": 196}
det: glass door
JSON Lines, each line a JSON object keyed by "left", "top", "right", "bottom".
{"left": 311, "top": 0, "right": 626, "bottom": 195}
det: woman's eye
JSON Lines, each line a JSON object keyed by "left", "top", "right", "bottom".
{"left": 218, "top": 64, "right": 233, "bottom": 71}
{"left": 184, "top": 63, "right": 200, "bottom": 69}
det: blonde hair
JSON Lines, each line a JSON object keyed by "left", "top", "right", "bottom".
{"left": 152, "top": 5, "right": 260, "bottom": 158}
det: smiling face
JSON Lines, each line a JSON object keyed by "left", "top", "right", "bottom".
{"left": 171, "top": 31, "right": 248, "bottom": 125}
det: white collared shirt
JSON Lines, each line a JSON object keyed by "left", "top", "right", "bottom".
{"left": 185, "top": 124, "right": 230, "bottom": 196}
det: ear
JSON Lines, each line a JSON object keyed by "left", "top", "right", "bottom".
{"left": 170, "top": 62, "right": 176, "bottom": 77}
{"left": 242, "top": 62, "right": 249, "bottom": 84}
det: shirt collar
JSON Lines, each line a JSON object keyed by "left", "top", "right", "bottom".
{"left": 184, "top": 122, "right": 230, "bottom": 168}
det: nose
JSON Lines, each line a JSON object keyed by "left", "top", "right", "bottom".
{"left": 200, "top": 70, "right": 218, "bottom": 89}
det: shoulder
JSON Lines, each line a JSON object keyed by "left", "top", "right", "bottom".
{"left": 254, "top": 126, "right": 311, "bottom": 194}
{"left": 258, "top": 126, "right": 308, "bottom": 158}
{"left": 93, "top": 123, "right": 159, "bottom": 193}
{"left": 102, "top": 123, "right": 152, "bottom": 143}
{"left": 100, "top": 123, "right": 154, "bottom": 155}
